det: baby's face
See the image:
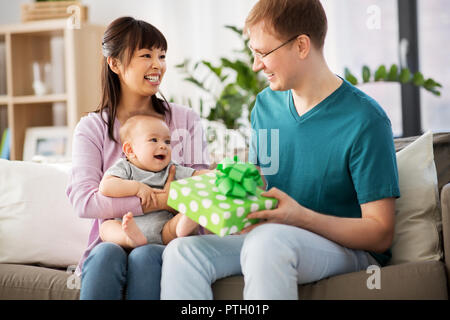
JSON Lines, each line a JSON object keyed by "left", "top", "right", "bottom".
{"left": 128, "top": 117, "right": 172, "bottom": 172}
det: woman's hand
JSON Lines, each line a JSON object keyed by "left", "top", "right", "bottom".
{"left": 136, "top": 183, "right": 165, "bottom": 208}
{"left": 141, "top": 165, "right": 177, "bottom": 213}
{"left": 239, "top": 187, "right": 312, "bottom": 234}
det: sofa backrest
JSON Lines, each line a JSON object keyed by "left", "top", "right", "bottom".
{"left": 394, "top": 132, "right": 450, "bottom": 271}
{"left": 394, "top": 132, "right": 450, "bottom": 195}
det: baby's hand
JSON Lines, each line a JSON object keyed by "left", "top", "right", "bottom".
{"left": 135, "top": 183, "right": 164, "bottom": 208}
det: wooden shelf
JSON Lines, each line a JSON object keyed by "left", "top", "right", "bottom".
{"left": 0, "top": 19, "right": 68, "bottom": 35}
{"left": 0, "top": 20, "right": 106, "bottom": 160}
{"left": 12, "top": 93, "right": 67, "bottom": 104}
{"left": 0, "top": 95, "right": 8, "bottom": 104}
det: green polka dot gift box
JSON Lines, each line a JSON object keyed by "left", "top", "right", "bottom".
{"left": 167, "top": 158, "right": 278, "bottom": 236}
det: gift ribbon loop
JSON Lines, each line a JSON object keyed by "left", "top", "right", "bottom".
{"left": 215, "top": 156, "right": 263, "bottom": 197}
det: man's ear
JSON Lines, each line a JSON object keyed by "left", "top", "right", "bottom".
{"left": 122, "top": 141, "right": 135, "bottom": 159}
{"left": 297, "top": 34, "right": 311, "bottom": 59}
{"left": 107, "top": 56, "right": 121, "bottom": 75}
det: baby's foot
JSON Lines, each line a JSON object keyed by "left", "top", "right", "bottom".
{"left": 176, "top": 214, "right": 199, "bottom": 237}
{"left": 122, "top": 212, "right": 148, "bottom": 248}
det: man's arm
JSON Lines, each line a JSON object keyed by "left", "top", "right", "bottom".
{"left": 244, "top": 187, "right": 395, "bottom": 254}
{"left": 299, "top": 197, "right": 395, "bottom": 253}
{"left": 66, "top": 116, "right": 142, "bottom": 220}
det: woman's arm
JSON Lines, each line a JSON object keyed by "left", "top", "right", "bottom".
{"left": 66, "top": 115, "right": 142, "bottom": 220}
{"left": 243, "top": 187, "right": 395, "bottom": 254}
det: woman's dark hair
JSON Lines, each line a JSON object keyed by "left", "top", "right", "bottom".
{"left": 96, "top": 16, "right": 171, "bottom": 143}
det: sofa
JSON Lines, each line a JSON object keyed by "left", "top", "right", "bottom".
{"left": 0, "top": 131, "right": 449, "bottom": 300}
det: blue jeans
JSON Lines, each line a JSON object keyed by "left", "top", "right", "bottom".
{"left": 161, "top": 223, "right": 376, "bottom": 299}
{"left": 80, "top": 242, "right": 165, "bottom": 300}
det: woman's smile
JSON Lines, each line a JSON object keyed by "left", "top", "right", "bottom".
{"left": 144, "top": 74, "right": 161, "bottom": 85}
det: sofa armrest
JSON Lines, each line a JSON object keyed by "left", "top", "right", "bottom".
{"left": 441, "top": 183, "right": 450, "bottom": 291}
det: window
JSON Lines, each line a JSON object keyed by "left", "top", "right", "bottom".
{"left": 322, "top": 0, "right": 403, "bottom": 136}
{"left": 418, "top": 0, "right": 450, "bottom": 133}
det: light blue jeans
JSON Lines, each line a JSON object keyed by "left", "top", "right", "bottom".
{"left": 80, "top": 242, "right": 165, "bottom": 300}
{"left": 161, "top": 223, "right": 377, "bottom": 299}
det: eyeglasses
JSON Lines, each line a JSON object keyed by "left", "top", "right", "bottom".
{"left": 249, "top": 34, "right": 307, "bottom": 60}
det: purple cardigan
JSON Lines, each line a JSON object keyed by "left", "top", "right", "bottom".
{"left": 66, "top": 103, "right": 210, "bottom": 275}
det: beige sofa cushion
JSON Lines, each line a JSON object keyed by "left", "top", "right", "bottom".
{"left": 0, "top": 264, "right": 79, "bottom": 300}
{"left": 212, "top": 260, "right": 447, "bottom": 300}
{"left": 0, "top": 160, "right": 91, "bottom": 268}
{"left": 389, "top": 131, "right": 442, "bottom": 265}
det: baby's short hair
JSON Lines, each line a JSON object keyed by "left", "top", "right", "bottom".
{"left": 119, "top": 111, "right": 165, "bottom": 144}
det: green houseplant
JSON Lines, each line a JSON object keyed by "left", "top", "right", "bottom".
{"left": 176, "top": 26, "right": 267, "bottom": 130}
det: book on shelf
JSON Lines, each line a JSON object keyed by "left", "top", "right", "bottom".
{"left": 0, "top": 128, "right": 10, "bottom": 160}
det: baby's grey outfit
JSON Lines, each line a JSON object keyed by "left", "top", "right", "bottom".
{"left": 104, "top": 158, "right": 195, "bottom": 244}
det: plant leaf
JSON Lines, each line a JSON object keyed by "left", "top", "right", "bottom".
{"left": 374, "top": 65, "right": 387, "bottom": 81}
{"left": 184, "top": 77, "right": 210, "bottom": 94}
{"left": 174, "top": 62, "right": 186, "bottom": 69}
{"left": 201, "top": 61, "right": 222, "bottom": 78}
{"left": 424, "top": 78, "right": 435, "bottom": 90}
{"left": 344, "top": 67, "right": 358, "bottom": 85}
{"left": 399, "top": 68, "right": 411, "bottom": 83}
{"left": 412, "top": 72, "right": 425, "bottom": 86}
{"left": 387, "top": 64, "right": 399, "bottom": 81}
{"left": 362, "top": 65, "right": 371, "bottom": 83}
{"left": 225, "top": 25, "right": 243, "bottom": 36}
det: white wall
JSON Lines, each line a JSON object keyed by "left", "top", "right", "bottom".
{"left": 0, "top": 0, "right": 258, "bottom": 117}
{"left": 83, "top": 0, "right": 259, "bottom": 116}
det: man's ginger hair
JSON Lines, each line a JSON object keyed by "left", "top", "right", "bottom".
{"left": 244, "top": 0, "right": 328, "bottom": 50}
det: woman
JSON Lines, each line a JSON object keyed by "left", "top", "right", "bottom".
{"left": 66, "top": 17, "right": 210, "bottom": 300}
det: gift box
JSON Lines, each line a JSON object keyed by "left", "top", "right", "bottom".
{"left": 167, "top": 158, "right": 278, "bottom": 237}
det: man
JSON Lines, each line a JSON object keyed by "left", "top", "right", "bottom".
{"left": 161, "top": 0, "right": 400, "bottom": 299}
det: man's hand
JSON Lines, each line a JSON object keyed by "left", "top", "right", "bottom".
{"left": 240, "top": 187, "right": 396, "bottom": 254}
{"left": 240, "top": 187, "right": 309, "bottom": 234}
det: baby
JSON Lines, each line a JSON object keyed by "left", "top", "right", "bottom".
{"left": 99, "top": 113, "right": 209, "bottom": 249}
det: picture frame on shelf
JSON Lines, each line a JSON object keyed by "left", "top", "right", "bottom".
{"left": 23, "top": 126, "right": 71, "bottom": 162}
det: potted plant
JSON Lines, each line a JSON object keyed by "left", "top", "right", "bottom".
{"left": 344, "top": 64, "right": 442, "bottom": 96}
{"left": 176, "top": 26, "right": 267, "bottom": 130}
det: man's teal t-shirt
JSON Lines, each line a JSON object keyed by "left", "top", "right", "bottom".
{"left": 249, "top": 79, "right": 400, "bottom": 266}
